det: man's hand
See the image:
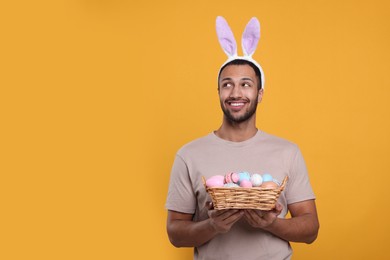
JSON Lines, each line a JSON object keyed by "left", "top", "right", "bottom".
{"left": 207, "top": 202, "right": 244, "bottom": 233}
{"left": 243, "top": 202, "right": 283, "bottom": 229}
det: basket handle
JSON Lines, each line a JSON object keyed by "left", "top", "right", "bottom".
{"left": 279, "top": 176, "right": 289, "bottom": 191}
{"left": 202, "top": 176, "right": 207, "bottom": 189}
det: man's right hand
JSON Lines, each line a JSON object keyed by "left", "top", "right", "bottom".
{"left": 167, "top": 203, "right": 243, "bottom": 248}
{"left": 207, "top": 202, "right": 244, "bottom": 233}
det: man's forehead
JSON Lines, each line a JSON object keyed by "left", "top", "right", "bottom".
{"left": 220, "top": 64, "right": 257, "bottom": 79}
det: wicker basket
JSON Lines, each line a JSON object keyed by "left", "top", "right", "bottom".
{"left": 202, "top": 176, "right": 288, "bottom": 210}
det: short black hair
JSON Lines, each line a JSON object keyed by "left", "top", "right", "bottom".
{"left": 218, "top": 59, "right": 262, "bottom": 90}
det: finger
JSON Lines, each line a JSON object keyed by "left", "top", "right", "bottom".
{"left": 256, "top": 210, "right": 265, "bottom": 218}
{"left": 243, "top": 211, "right": 254, "bottom": 223}
{"left": 243, "top": 210, "right": 258, "bottom": 223}
{"left": 212, "top": 209, "right": 242, "bottom": 221}
{"left": 224, "top": 210, "right": 244, "bottom": 225}
{"left": 243, "top": 209, "right": 254, "bottom": 218}
{"left": 245, "top": 209, "right": 264, "bottom": 218}
{"left": 209, "top": 210, "right": 243, "bottom": 232}
{"left": 243, "top": 211, "right": 262, "bottom": 226}
{"left": 212, "top": 209, "right": 236, "bottom": 216}
{"left": 275, "top": 203, "right": 282, "bottom": 212}
{"left": 219, "top": 209, "right": 242, "bottom": 221}
{"left": 272, "top": 203, "right": 282, "bottom": 215}
{"left": 209, "top": 209, "right": 238, "bottom": 221}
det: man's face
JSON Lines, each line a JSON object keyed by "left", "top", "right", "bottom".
{"left": 218, "top": 64, "right": 263, "bottom": 123}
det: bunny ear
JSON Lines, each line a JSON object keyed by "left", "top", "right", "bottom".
{"left": 216, "top": 16, "right": 237, "bottom": 57}
{"left": 242, "top": 17, "right": 260, "bottom": 57}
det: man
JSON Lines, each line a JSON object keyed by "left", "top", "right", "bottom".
{"left": 165, "top": 17, "right": 319, "bottom": 260}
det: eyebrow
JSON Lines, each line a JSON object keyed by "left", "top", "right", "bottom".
{"left": 241, "top": 77, "right": 254, "bottom": 82}
{"left": 221, "top": 77, "right": 254, "bottom": 82}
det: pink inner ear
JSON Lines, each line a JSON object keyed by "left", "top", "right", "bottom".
{"left": 242, "top": 17, "right": 260, "bottom": 56}
{"left": 216, "top": 16, "right": 237, "bottom": 57}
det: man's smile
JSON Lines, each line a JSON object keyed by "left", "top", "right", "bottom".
{"left": 226, "top": 100, "right": 248, "bottom": 111}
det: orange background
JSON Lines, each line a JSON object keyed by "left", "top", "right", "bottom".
{"left": 1, "top": 0, "right": 390, "bottom": 259}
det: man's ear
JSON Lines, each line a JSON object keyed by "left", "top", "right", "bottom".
{"left": 258, "top": 88, "right": 264, "bottom": 103}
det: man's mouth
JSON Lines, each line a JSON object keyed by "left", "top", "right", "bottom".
{"left": 230, "top": 102, "right": 245, "bottom": 107}
{"left": 226, "top": 100, "right": 247, "bottom": 110}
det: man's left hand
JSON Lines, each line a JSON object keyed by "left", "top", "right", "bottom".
{"left": 243, "top": 202, "right": 283, "bottom": 229}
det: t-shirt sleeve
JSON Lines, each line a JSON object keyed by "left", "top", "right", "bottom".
{"left": 285, "top": 147, "right": 316, "bottom": 205}
{"left": 165, "top": 154, "right": 196, "bottom": 214}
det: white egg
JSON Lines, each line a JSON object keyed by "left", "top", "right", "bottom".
{"left": 250, "top": 173, "right": 263, "bottom": 187}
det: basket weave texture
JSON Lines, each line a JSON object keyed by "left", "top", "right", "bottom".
{"left": 203, "top": 176, "right": 288, "bottom": 210}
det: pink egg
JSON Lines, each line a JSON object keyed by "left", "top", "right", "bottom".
{"left": 239, "top": 179, "right": 253, "bottom": 188}
{"left": 224, "top": 172, "right": 239, "bottom": 184}
{"left": 206, "top": 175, "right": 225, "bottom": 188}
{"left": 231, "top": 173, "right": 239, "bottom": 183}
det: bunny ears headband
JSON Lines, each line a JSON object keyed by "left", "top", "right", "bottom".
{"left": 216, "top": 16, "right": 265, "bottom": 89}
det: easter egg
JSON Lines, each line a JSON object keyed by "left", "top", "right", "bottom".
{"left": 260, "top": 181, "right": 278, "bottom": 189}
{"left": 223, "top": 183, "right": 239, "bottom": 188}
{"left": 206, "top": 175, "right": 224, "bottom": 188}
{"left": 250, "top": 173, "right": 263, "bottom": 187}
{"left": 240, "top": 179, "right": 253, "bottom": 188}
{"left": 262, "top": 173, "right": 273, "bottom": 182}
{"left": 224, "top": 172, "right": 239, "bottom": 184}
{"left": 238, "top": 172, "right": 251, "bottom": 183}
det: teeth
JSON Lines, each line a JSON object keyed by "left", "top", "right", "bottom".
{"left": 230, "top": 103, "right": 244, "bottom": 107}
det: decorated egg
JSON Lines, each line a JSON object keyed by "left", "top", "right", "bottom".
{"left": 260, "top": 181, "right": 278, "bottom": 189}
{"left": 224, "top": 172, "right": 239, "bottom": 184}
{"left": 239, "top": 179, "right": 253, "bottom": 188}
{"left": 224, "top": 183, "right": 239, "bottom": 188}
{"left": 262, "top": 173, "right": 273, "bottom": 182}
{"left": 238, "top": 172, "right": 251, "bottom": 183}
{"left": 250, "top": 173, "right": 263, "bottom": 187}
{"left": 206, "top": 175, "right": 225, "bottom": 188}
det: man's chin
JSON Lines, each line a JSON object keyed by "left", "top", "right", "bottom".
{"left": 224, "top": 112, "right": 254, "bottom": 124}
{"left": 221, "top": 103, "right": 258, "bottom": 124}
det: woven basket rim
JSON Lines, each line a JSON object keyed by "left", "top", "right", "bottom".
{"left": 202, "top": 175, "right": 288, "bottom": 191}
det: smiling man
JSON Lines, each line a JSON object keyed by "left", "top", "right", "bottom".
{"left": 165, "top": 17, "right": 319, "bottom": 260}
{"left": 217, "top": 59, "right": 263, "bottom": 139}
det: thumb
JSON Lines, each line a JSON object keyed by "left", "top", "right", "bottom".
{"left": 274, "top": 202, "right": 283, "bottom": 214}
{"left": 206, "top": 201, "right": 214, "bottom": 210}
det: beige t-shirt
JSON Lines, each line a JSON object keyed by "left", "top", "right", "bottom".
{"left": 166, "top": 130, "right": 315, "bottom": 260}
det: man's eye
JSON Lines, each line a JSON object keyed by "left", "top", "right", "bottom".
{"left": 243, "top": 83, "right": 251, "bottom": 87}
{"left": 223, "top": 83, "right": 232, "bottom": 88}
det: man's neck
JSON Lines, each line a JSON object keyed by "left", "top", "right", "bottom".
{"left": 215, "top": 118, "right": 258, "bottom": 142}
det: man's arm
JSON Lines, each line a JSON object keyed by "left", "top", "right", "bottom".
{"left": 167, "top": 207, "right": 244, "bottom": 248}
{"left": 244, "top": 199, "right": 319, "bottom": 244}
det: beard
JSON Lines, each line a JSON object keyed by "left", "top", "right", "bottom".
{"left": 220, "top": 96, "right": 259, "bottom": 123}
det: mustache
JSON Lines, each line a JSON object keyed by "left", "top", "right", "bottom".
{"left": 225, "top": 97, "right": 250, "bottom": 102}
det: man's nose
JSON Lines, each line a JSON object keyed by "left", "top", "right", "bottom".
{"left": 229, "top": 85, "right": 242, "bottom": 98}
